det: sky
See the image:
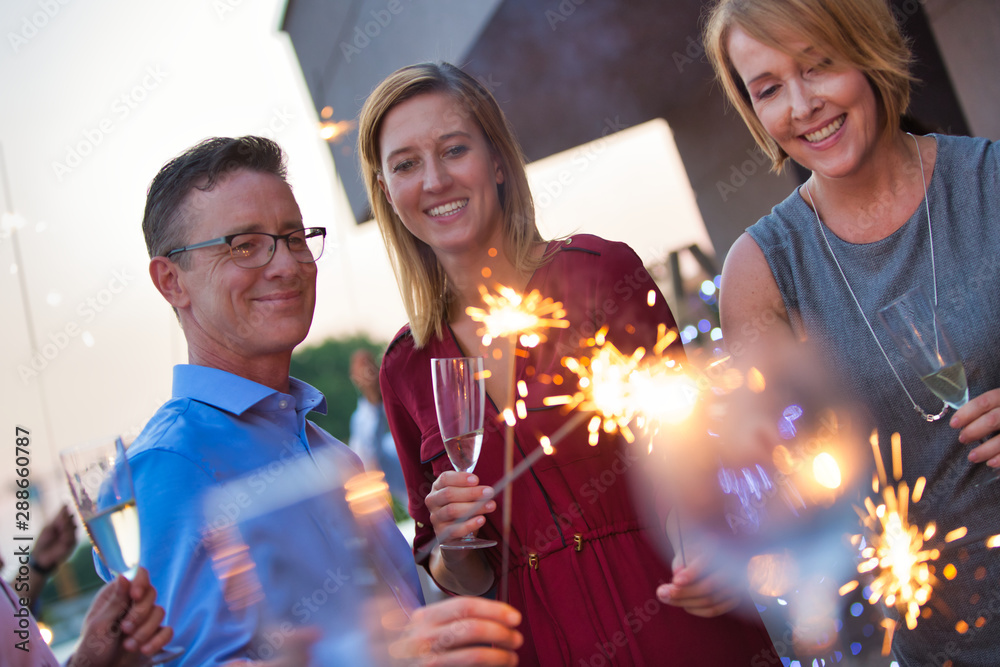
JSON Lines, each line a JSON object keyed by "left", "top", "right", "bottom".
{"left": 0, "top": 0, "right": 712, "bottom": 572}
{"left": 0, "top": 0, "right": 366, "bottom": 564}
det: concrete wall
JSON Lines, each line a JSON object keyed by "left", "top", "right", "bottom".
{"left": 924, "top": 0, "right": 1000, "bottom": 140}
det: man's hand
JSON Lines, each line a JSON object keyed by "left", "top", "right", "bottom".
{"left": 390, "top": 597, "right": 522, "bottom": 666}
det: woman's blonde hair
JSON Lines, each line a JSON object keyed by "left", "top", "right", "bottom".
{"left": 703, "top": 0, "right": 915, "bottom": 172}
{"left": 358, "top": 62, "right": 544, "bottom": 348}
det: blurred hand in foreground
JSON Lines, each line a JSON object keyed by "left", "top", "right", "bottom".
{"left": 390, "top": 596, "right": 522, "bottom": 666}
{"left": 69, "top": 567, "right": 173, "bottom": 667}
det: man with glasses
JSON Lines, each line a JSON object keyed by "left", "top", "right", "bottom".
{"left": 112, "top": 136, "right": 523, "bottom": 665}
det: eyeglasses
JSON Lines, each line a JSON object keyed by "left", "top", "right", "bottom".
{"left": 164, "top": 227, "right": 327, "bottom": 269}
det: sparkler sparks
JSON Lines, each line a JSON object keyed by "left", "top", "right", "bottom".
{"left": 843, "top": 431, "right": 952, "bottom": 650}
{"left": 466, "top": 283, "right": 569, "bottom": 347}
{"left": 852, "top": 479, "right": 940, "bottom": 633}
{"left": 542, "top": 325, "right": 694, "bottom": 447}
{"left": 548, "top": 330, "right": 645, "bottom": 445}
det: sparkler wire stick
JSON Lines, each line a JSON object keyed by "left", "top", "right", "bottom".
{"left": 676, "top": 508, "right": 686, "bottom": 568}
{"left": 500, "top": 334, "right": 516, "bottom": 604}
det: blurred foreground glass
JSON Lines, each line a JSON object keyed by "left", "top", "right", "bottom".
{"left": 204, "top": 449, "right": 420, "bottom": 666}
{"left": 632, "top": 345, "right": 868, "bottom": 656}
{"left": 60, "top": 435, "right": 184, "bottom": 664}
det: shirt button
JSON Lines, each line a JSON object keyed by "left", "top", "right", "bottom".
{"left": 278, "top": 400, "right": 288, "bottom": 409}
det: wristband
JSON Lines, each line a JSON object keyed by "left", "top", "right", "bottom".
{"left": 28, "top": 554, "right": 56, "bottom": 576}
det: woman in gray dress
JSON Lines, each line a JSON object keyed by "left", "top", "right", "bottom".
{"left": 702, "top": 0, "right": 1000, "bottom": 664}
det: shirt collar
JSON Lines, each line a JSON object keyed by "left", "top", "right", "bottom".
{"left": 172, "top": 364, "right": 328, "bottom": 417}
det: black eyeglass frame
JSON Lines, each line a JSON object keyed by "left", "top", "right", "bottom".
{"left": 164, "top": 227, "right": 327, "bottom": 268}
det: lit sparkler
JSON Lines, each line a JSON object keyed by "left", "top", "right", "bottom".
{"left": 544, "top": 324, "right": 695, "bottom": 447}
{"left": 841, "top": 431, "right": 949, "bottom": 653}
{"left": 465, "top": 281, "right": 569, "bottom": 604}
{"left": 466, "top": 283, "right": 570, "bottom": 347}
{"left": 545, "top": 327, "right": 646, "bottom": 445}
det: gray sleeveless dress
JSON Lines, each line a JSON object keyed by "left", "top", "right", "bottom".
{"left": 748, "top": 133, "right": 1000, "bottom": 666}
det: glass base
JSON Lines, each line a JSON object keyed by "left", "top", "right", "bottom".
{"left": 440, "top": 536, "right": 497, "bottom": 550}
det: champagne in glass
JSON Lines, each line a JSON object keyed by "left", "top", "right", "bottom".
{"left": 61, "top": 435, "right": 184, "bottom": 663}
{"left": 443, "top": 430, "right": 484, "bottom": 473}
{"left": 878, "top": 286, "right": 968, "bottom": 409}
{"left": 920, "top": 363, "right": 968, "bottom": 410}
{"left": 431, "top": 357, "right": 496, "bottom": 550}
{"left": 83, "top": 497, "right": 140, "bottom": 578}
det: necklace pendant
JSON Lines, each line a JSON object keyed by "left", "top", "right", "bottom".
{"left": 916, "top": 403, "right": 949, "bottom": 422}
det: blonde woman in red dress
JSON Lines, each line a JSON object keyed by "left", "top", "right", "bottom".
{"left": 357, "top": 61, "right": 775, "bottom": 666}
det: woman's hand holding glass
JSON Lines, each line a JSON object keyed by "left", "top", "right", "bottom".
{"left": 425, "top": 471, "right": 497, "bottom": 548}
{"left": 952, "top": 390, "right": 1000, "bottom": 468}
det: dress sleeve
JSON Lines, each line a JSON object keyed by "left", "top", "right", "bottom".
{"left": 128, "top": 449, "right": 256, "bottom": 666}
{"left": 379, "top": 358, "right": 436, "bottom": 567}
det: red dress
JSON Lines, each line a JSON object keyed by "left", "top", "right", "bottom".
{"left": 381, "top": 235, "right": 774, "bottom": 665}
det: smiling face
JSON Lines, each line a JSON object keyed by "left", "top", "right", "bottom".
{"left": 727, "top": 26, "right": 881, "bottom": 180}
{"left": 376, "top": 91, "right": 505, "bottom": 262}
{"left": 169, "top": 169, "right": 316, "bottom": 369}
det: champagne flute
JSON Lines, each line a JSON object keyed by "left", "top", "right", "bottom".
{"left": 431, "top": 357, "right": 497, "bottom": 550}
{"left": 61, "top": 435, "right": 184, "bottom": 663}
{"left": 878, "top": 286, "right": 968, "bottom": 409}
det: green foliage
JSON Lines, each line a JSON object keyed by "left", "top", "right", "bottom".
{"left": 39, "top": 540, "right": 105, "bottom": 607}
{"left": 290, "top": 334, "right": 386, "bottom": 442}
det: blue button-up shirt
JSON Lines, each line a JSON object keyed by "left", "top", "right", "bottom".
{"left": 97, "top": 365, "right": 423, "bottom": 665}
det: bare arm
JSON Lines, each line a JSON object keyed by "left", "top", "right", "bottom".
{"left": 719, "top": 233, "right": 796, "bottom": 366}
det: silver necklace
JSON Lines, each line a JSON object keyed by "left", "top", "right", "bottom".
{"left": 808, "top": 132, "right": 947, "bottom": 422}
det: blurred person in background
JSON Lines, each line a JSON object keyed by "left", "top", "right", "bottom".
{"left": 349, "top": 348, "right": 408, "bottom": 504}
{"left": 9, "top": 505, "right": 78, "bottom": 610}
